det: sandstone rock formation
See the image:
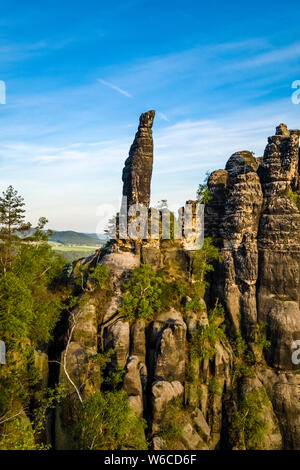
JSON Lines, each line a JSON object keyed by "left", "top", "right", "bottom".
{"left": 207, "top": 123, "right": 300, "bottom": 449}
{"left": 55, "top": 118, "right": 300, "bottom": 450}
{"left": 122, "top": 110, "right": 155, "bottom": 208}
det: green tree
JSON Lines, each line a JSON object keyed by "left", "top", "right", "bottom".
{"left": 0, "top": 384, "right": 66, "bottom": 450}
{"left": 190, "top": 303, "right": 225, "bottom": 362}
{"left": 230, "top": 389, "right": 269, "bottom": 449}
{"left": 0, "top": 241, "right": 66, "bottom": 418}
{"left": 119, "top": 264, "right": 163, "bottom": 321}
{"left": 192, "top": 237, "right": 222, "bottom": 284}
{"left": 196, "top": 172, "right": 212, "bottom": 204}
{"left": 0, "top": 186, "right": 31, "bottom": 271}
{"left": 31, "top": 217, "right": 53, "bottom": 242}
{"left": 0, "top": 192, "right": 67, "bottom": 449}
{"left": 71, "top": 390, "right": 147, "bottom": 450}
{"left": 159, "top": 398, "right": 183, "bottom": 449}
{"left": 74, "top": 263, "right": 109, "bottom": 292}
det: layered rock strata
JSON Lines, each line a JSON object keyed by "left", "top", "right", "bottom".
{"left": 56, "top": 119, "right": 300, "bottom": 450}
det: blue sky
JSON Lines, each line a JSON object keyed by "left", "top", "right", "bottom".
{"left": 1, "top": 0, "right": 300, "bottom": 232}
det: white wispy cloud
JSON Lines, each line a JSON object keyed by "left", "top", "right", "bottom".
{"left": 208, "top": 38, "right": 269, "bottom": 52}
{"left": 157, "top": 112, "right": 169, "bottom": 122}
{"left": 232, "top": 42, "right": 300, "bottom": 69}
{"left": 2, "top": 36, "right": 300, "bottom": 231}
{"left": 91, "top": 39, "right": 300, "bottom": 110}
{"left": 97, "top": 79, "right": 132, "bottom": 97}
{"left": 2, "top": 95, "right": 299, "bottom": 232}
{"left": 0, "top": 37, "right": 76, "bottom": 64}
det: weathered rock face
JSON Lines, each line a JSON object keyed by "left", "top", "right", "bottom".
{"left": 122, "top": 110, "right": 155, "bottom": 208}
{"left": 257, "top": 127, "right": 300, "bottom": 373}
{"left": 207, "top": 124, "right": 300, "bottom": 449}
{"left": 258, "top": 124, "right": 299, "bottom": 194}
{"left": 149, "top": 310, "right": 186, "bottom": 383}
{"left": 207, "top": 151, "right": 264, "bottom": 339}
{"left": 105, "top": 319, "right": 130, "bottom": 369}
{"left": 151, "top": 380, "right": 184, "bottom": 434}
{"left": 239, "top": 375, "right": 282, "bottom": 450}
{"left": 123, "top": 355, "right": 145, "bottom": 417}
{"left": 56, "top": 118, "right": 300, "bottom": 451}
{"left": 258, "top": 368, "right": 300, "bottom": 449}
{"left": 55, "top": 298, "right": 101, "bottom": 449}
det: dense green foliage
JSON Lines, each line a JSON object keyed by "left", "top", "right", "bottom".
{"left": 63, "top": 348, "right": 147, "bottom": 450}
{"left": 196, "top": 184, "right": 212, "bottom": 204}
{"left": 74, "top": 263, "right": 109, "bottom": 292}
{"left": 0, "top": 187, "right": 67, "bottom": 449}
{"left": 4, "top": 258, "right": 62, "bottom": 341}
{"left": 0, "top": 185, "right": 31, "bottom": 271}
{"left": 0, "top": 243, "right": 65, "bottom": 345}
{"left": 230, "top": 334, "right": 255, "bottom": 388}
{"left": 190, "top": 304, "right": 226, "bottom": 362}
{"left": 89, "top": 264, "right": 109, "bottom": 287}
{"left": 159, "top": 398, "right": 185, "bottom": 450}
{"left": 191, "top": 237, "right": 222, "bottom": 284}
{"left": 230, "top": 389, "right": 269, "bottom": 449}
{"left": 71, "top": 390, "right": 147, "bottom": 450}
{"left": 254, "top": 322, "right": 271, "bottom": 350}
{"left": 120, "top": 264, "right": 163, "bottom": 321}
{"left": 0, "top": 385, "right": 66, "bottom": 450}
{"left": 0, "top": 183, "right": 275, "bottom": 451}
{"left": 119, "top": 237, "right": 222, "bottom": 323}
{"left": 0, "top": 416, "right": 45, "bottom": 450}
{"left": 196, "top": 172, "right": 212, "bottom": 204}
{"left": 229, "top": 324, "right": 271, "bottom": 389}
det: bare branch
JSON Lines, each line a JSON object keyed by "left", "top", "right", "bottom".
{"left": 0, "top": 410, "right": 23, "bottom": 425}
{"left": 62, "top": 313, "right": 83, "bottom": 404}
{"left": 51, "top": 312, "right": 84, "bottom": 405}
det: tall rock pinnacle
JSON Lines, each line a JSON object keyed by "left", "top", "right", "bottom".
{"left": 122, "top": 110, "right": 155, "bottom": 208}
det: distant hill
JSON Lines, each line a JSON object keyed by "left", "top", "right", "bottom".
{"left": 49, "top": 230, "right": 107, "bottom": 246}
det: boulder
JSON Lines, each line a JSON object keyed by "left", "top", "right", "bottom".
{"left": 150, "top": 310, "right": 186, "bottom": 383}
{"left": 105, "top": 319, "right": 130, "bottom": 368}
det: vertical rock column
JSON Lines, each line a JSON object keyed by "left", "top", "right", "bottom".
{"left": 207, "top": 152, "right": 263, "bottom": 339}
{"left": 122, "top": 110, "right": 155, "bottom": 208}
{"left": 120, "top": 110, "right": 155, "bottom": 241}
{"left": 256, "top": 125, "right": 300, "bottom": 449}
{"left": 102, "top": 112, "right": 156, "bottom": 419}
{"left": 257, "top": 125, "right": 300, "bottom": 368}
{"left": 206, "top": 125, "right": 300, "bottom": 448}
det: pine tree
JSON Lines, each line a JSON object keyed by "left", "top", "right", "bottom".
{"left": 0, "top": 186, "right": 31, "bottom": 271}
